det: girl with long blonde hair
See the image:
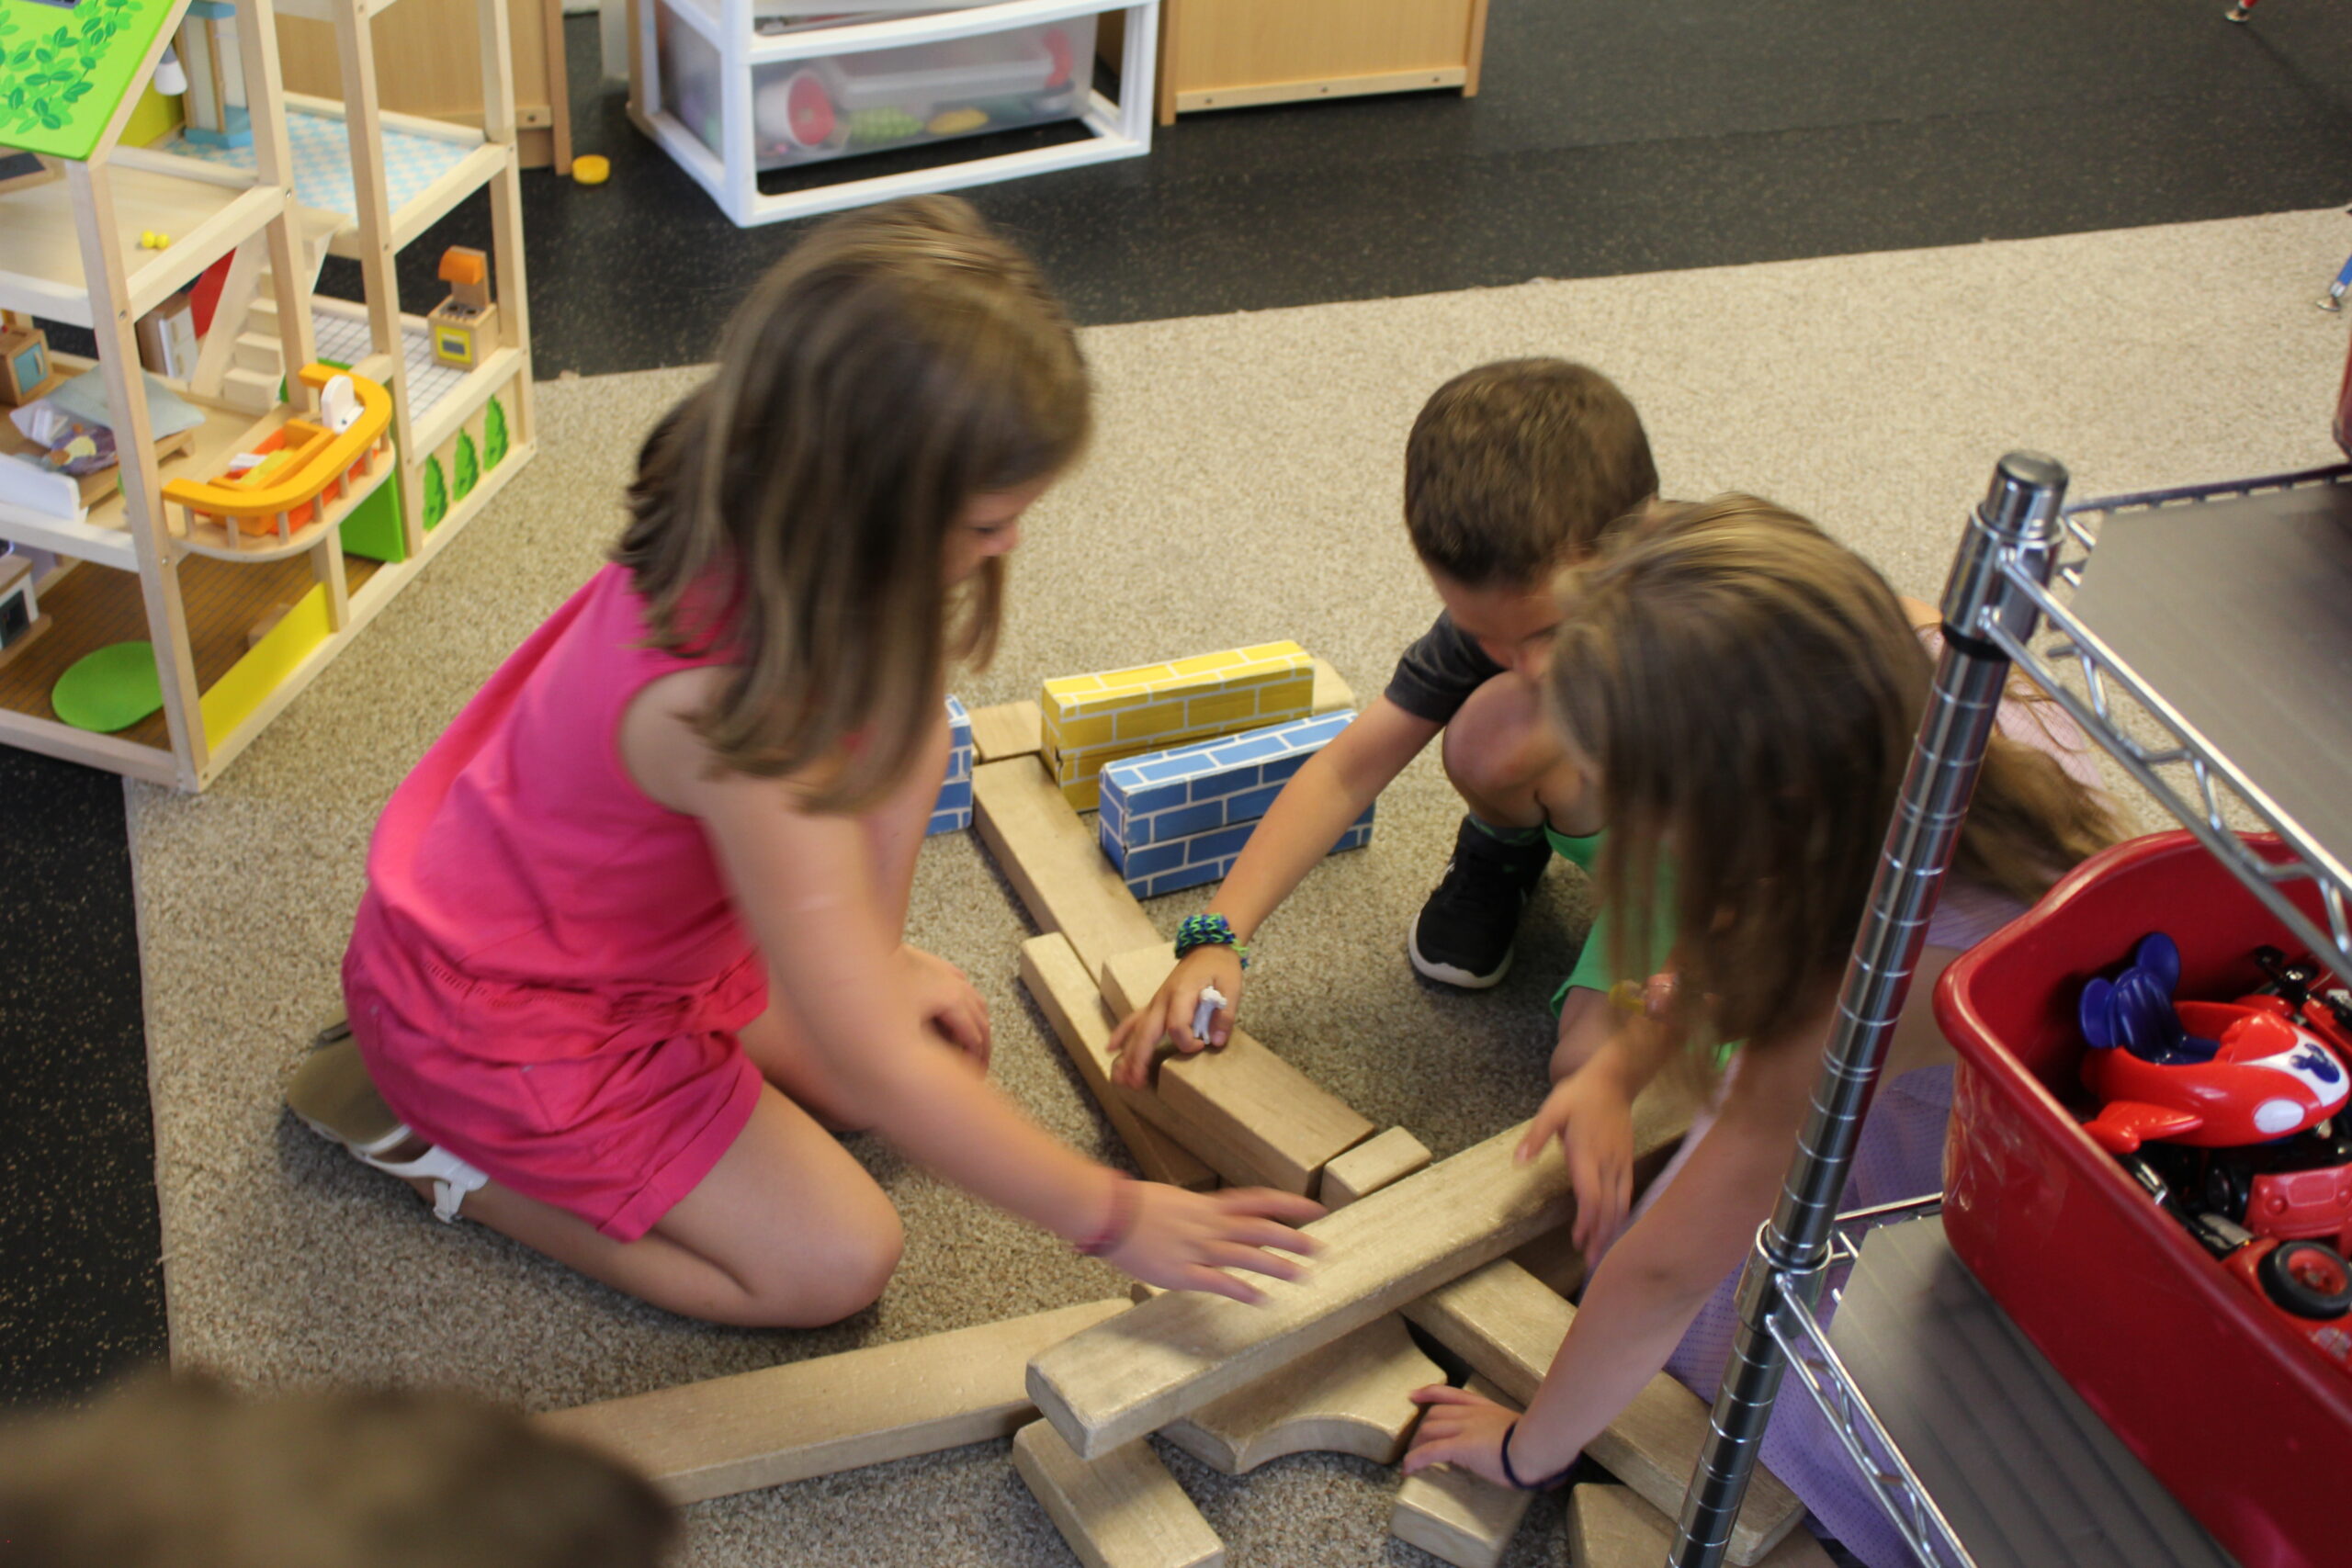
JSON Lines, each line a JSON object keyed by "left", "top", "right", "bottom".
{"left": 1404, "top": 497, "right": 2114, "bottom": 1562}
{"left": 307, "top": 197, "right": 1318, "bottom": 1325}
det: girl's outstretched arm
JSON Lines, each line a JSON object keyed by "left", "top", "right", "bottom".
{"left": 690, "top": 762, "right": 1323, "bottom": 1301}
{"left": 1110, "top": 697, "right": 1440, "bottom": 1083}
{"left": 1407, "top": 1005, "right": 1826, "bottom": 1487}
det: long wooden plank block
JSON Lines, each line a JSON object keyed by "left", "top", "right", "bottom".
{"left": 1569, "top": 1483, "right": 1833, "bottom": 1568}
{"left": 1388, "top": 1376, "right": 1533, "bottom": 1568}
{"left": 1401, "top": 1262, "right": 1804, "bottom": 1566}
{"left": 536, "top": 1298, "right": 1127, "bottom": 1504}
{"left": 1028, "top": 1121, "right": 1574, "bottom": 1460}
{"left": 1019, "top": 932, "right": 1217, "bottom": 1191}
{"left": 1100, "top": 945, "right": 1375, "bottom": 1195}
{"left": 1012, "top": 1419, "right": 1226, "bottom": 1568}
{"left": 974, "top": 756, "right": 1162, "bottom": 977}
{"left": 969, "top": 698, "right": 1044, "bottom": 762}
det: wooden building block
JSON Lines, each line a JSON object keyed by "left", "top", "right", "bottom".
{"left": 927, "top": 694, "right": 975, "bottom": 835}
{"left": 1507, "top": 1223, "right": 1589, "bottom": 1299}
{"left": 1389, "top": 1377, "right": 1532, "bottom": 1568}
{"left": 1160, "top": 1314, "right": 1440, "bottom": 1474}
{"left": 1019, "top": 932, "right": 1216, "bottom": 1191}
{"left": 1401, "top": 1263, "right": 1804, "bottom": 1566}
{"left": 1100, "top": 944, "right": 1374, "bottom": 1195}
{"left": 1013, "top": 1419, "right": 1225, "bottom": 1568}
{"left": 1319, "top": 1127, "right": 1432, "bottom": 1208}
{"left": 1569, "top": 1483, "right": 1835, "bottom": 1568}
{"left": 1098, "top": 710, "right": 1371, "bottom": 898}
{"left": 969, "top": 697, "right": 1044, "bottom": 762}
{"left": 1309, "top": 656, "right": 1353, "bottom": 716}
{"left": 975, "top": 757, "right": 1162, "bottom": 978}
{"left": 1028, "top": 1119, "right": 1575, "bottom": 1460}
{"left": 536, "top": 1297, "right": 1126, "bottom": 1504}
{"left": 1042, "top": 641, "right": 1317, "bottom": 810}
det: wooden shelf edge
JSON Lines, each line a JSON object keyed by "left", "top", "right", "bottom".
{"left": 0, "top": 705, "right": 178, "bottom": 784}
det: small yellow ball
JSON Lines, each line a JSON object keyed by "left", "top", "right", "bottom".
{"left": 571, "top": 154, "right": 611, "bottom": 186}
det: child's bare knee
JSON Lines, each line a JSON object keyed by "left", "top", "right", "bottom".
{"left": 1442, "top": 673, "right": 1546, "bottom": 801}
{"left": 770, "top": 1208, "right": 903, "bottom": 1327}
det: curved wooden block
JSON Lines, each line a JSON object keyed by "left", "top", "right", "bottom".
{"left": 1159, "top": 1314, "right": 1441, "bottom": 1475}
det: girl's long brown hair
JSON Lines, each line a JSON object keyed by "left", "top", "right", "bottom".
{"left": 1546, "top": 497, "right": 2119, "bottom": 1048}
{"left": 614, "top": 196, "right": 1090, "bottom": 812}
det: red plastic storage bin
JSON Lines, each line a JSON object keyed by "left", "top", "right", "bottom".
{"left": 1938, "top": 829, "right": 2352, "bottom": 1568}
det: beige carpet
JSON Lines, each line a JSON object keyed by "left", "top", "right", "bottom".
{"left": 129, "top": 209, "right": 2352, "bottom": 1566}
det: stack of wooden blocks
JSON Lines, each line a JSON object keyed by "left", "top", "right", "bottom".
{"left": 533, "top": 662, "right": 1830, "bottom": 1568}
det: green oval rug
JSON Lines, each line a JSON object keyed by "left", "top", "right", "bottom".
{"left": 52, "top": 640, "right": 163, "bottom": 733}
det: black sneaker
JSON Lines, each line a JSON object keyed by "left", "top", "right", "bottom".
{"left": 1408, "top": 816, "right": 1553, "bottom": 987}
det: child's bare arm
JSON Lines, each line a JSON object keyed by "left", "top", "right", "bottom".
{"left": 689, "top": 765, "right": 1323, "bottom": 1301}
{"left": 1109, "top": 697, "right": 1439, "bottom": 1085}
{"left": 1407, "top": 1008, "right": 1824, "bottom": 1487}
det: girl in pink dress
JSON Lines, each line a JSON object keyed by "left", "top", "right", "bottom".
{"left": 1402, "top": 498, "right": 2117, "bottom": 1562}
{"left": 316, "top": 197, "right": 1319, "bottom": 1326}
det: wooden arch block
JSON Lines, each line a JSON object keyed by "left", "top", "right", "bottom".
{"left": 1159, "top": 1314, "right": 1442, "bottom": 1474}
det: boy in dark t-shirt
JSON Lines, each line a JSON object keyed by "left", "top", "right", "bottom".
{"left": 1109, "top": 360, "right": 1660, "bottom": 1081}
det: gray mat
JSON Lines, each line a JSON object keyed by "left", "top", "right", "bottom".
{"left": 130, "top": 209, "right": 2352, "bottom": 1566}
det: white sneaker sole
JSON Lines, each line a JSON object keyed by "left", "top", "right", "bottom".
{"left": 1408, "top": 921, "right": 1513, "bottom": 989}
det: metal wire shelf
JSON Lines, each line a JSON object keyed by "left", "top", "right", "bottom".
{"left": 1997, "top": 463, "right": 2352, "bottom": 973}
{"left": 1761, "top": 1197, "right": 1974, "bottom": 1568}
{"left": 1668, "top": 455, "right": 2346, "bottom": 1568}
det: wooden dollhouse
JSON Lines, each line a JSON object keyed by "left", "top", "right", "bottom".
{"left": 0, "top": 0, "right": 535, "bottom": 789}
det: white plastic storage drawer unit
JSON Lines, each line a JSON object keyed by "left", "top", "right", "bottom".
{"left": 635, "top": 0, "right": 1159, "bottom": 226}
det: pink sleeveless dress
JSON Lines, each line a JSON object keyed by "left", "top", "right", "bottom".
{"left": 342, "top": 563, "right": 768, "bottom": 1241}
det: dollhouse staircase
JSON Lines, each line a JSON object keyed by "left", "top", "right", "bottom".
{"left": 194, "top": 209, "right": 343, "bottom": 415}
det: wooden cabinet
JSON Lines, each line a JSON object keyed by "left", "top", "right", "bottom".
{"left": 1154, "top": 0, "right": 1488, "bottom": 122}
{"left": 277, "top": 0, "right": 575, "bottom": 171}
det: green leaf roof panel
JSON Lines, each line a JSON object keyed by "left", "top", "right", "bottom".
{"left": 0, "top": 0, "right": 187, "bottom": 162}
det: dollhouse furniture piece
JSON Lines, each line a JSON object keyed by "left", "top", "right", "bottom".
{"left": 629, "top": 0, "right": 1159, "bottom": 228}
{"left": 0, "top": 0, "right": 534, "bottom": 789}
{"left": 427, "top": 245, "right": 501, "bottom": 369}
{"left": 1151, "top": 0, "right": 1489, "bottom": 123}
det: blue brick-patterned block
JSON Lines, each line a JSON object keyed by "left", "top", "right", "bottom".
{"left": 1098, "top": 710, "right": 1355, "bottom": 854}
{"left": 928, "top": 694, "right": 975, "bottom": 835}
{"left": 1120, "top": 805, "right": 1375, "bottom": 898}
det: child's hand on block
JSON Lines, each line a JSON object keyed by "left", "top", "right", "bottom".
{"left": 1096, "top": 1181, "right": 1324, "bottom": 1304}
{"left": 1108, "top": 946, "right": 1245, "bottom": 1089}
{"left": 1518, "top": 1057, "right": 1637, "bottom": 1257}
{"left": 1401, "top": 1383, "right": 1561, "bottom": 1490}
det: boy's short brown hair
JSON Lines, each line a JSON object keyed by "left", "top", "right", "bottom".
{"left": 1404, "top": 359, "right": 1658, "bottom": 587}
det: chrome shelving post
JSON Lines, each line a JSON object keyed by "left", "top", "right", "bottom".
{"left": 1667, "top": 454, "right": 2072, "bottom": 1568}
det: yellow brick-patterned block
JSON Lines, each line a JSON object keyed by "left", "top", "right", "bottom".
{"left": 1039, "top": 642, "right": 1317, "bottom": 811}
{"left": 1054, "top": 714, "right": 1117, "bottom": 750}
{"left": 1184, "top": 688, "right": 1259, "bottom": 731}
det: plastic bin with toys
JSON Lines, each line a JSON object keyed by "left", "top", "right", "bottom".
{"left": 653, "top": 6, "right": 1094, "bottom": 174}
{"left": 1937, "top": 828, "right": 2352, "bottom": 1568}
